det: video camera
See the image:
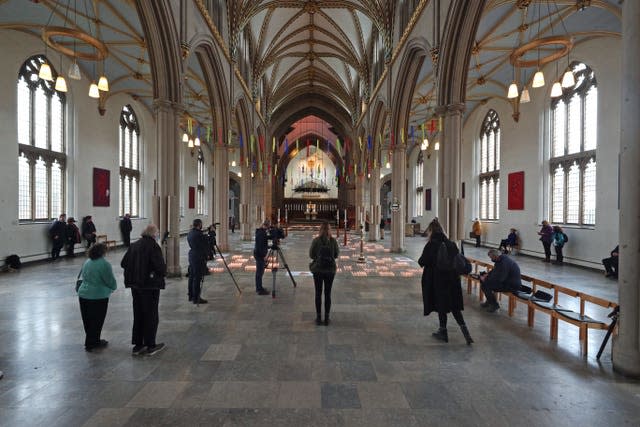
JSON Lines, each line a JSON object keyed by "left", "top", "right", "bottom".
{"left": 267, "top": 225, "right": 285, "bottom": 248}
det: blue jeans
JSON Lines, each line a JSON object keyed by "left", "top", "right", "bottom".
{"left": 255, "top": 255, "right": 266, "bottom": 291}
{"left": 188, "top": 265, "right": 203, "bottom": 301}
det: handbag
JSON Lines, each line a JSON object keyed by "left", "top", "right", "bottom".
{"left": 75, "top": 267, "right": 83, "bottom": 292}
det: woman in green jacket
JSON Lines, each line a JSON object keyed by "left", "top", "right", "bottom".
{"left": 77, "top": 243, "right": 117, "bottom": 351}
{"left": 309, "top": 221, "right": 339, "bottom": 325}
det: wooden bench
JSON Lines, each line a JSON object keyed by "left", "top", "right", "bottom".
{"left": 96, "top": 234, "right": 117, "bottom": 251}
{"left": 463, "top": 257, "right": 618, "bottom": 356}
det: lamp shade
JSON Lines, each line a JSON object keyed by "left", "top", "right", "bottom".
{"left": 434, "top": 141, "right": 440, "bottom": 151}
{"left": 561, "top": 70, "right": 575, "bottom": 88}
{"left": 385, "top": 161, "right": 390, "bottom": 169}
{"left": 188, "top": 138, "right": 194, "bottom": 148}
{"left": 238, "top": 172, "right": 242, "bottom": 177}
{"left": 182, "top": 133, "right": 189, "bottom": 143}
{"left": 54, "top": 76, "right": 67, "bottom": 92}
{"left": 520, "top": 87, "right": 530, "bottom": 103}
{"left": 194, "top": 137, "right": 201, "bottom": 147}
{"left": 97, "top": 75, "right": 109, "bottom": 92}
{"left": 421, "top": 138, "right": 429, "bottom": 151}
{"left": 39, "top": 62, "right": 53, "bottom": 81}
{"left": 68, "top": 62, "right": 81, "bottom": 80}
{"left": 231, "top": 160, "right": 236, "bottom": 167}
{"left": 550, "top": 81, "right": 563, "bottom": 98}
{"left": 532, "top": 70, "right": 545, "bottom": 88}
{"left": 507, "top": 82, "right": 519, "bottom": 99}
{"left": 88, "top": 82, "right": 100, "bottom": 98}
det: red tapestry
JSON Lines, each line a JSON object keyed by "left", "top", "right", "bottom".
{"left": 508, "top": 171, "right": 524, "bottom": 210}
{"left": 188, "top": 186, "right": 195, "bottom": 209}
{"left": 92, "top": 168, "right": 110, "bottom": 207}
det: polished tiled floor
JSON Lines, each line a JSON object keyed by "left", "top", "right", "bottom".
{"left": 0, "top": 228, "right": 638, "bottom": 426}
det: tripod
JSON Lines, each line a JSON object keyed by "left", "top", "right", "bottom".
{"left": 596, "top": 305, "right": 619, "bottom": 360}
{"left": 266, "top": 243, "right": 297, "bottom": 298}
{"left": 212, "top": 242, "right": 242, "bottom": 295}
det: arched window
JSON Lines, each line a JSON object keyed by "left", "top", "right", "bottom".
{"left": 197, "top": 150, "right": 206, "bottom": 215}
{"left": 119, "top": 105, "right": 140, "bottom": 217}
{"left": 413, "top": 151, "right": 424, "bottom": 217}
{"left": 17, "top": 55, "right": 66, "bottom": 221}
{"left": 550, "top": 61, "right": 597, "bottom": 225}
{"left": 479, "top": 110, "right": 500, "bottom": 220}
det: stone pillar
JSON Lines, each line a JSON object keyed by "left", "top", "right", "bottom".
{"left": 613, "top": 0, "right": 640, "bottom": 378}
{"left": 437, "top": 104, "right": 464, "bottom": 241}
{"left": 153, "top": 99, "right": 183, "bottom": 276}
{"left": 253, "top": 173, "right": 265, "bottom": 225}
{"left": 390, "top": 145, "right": 406, "bottom": 252}
{"left": 264, "top": 174, "right": 273, "bottom": 222}
{"left": 355, "top": 172, "right": 366, "bottom": 227}
{"left": 213, "top": 143, "right": 228, "bottom": 251}
{"left": 369, "top": 167, "right": 381, "bottom": 241}
{"left": 240, "top": 163, "right": 252, "bottom": 240}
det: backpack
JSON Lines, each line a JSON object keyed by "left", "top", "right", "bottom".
{"left": 316, "top": 239, "right": 334, "bottom": 269}
{"left": 562, "top": 232, "right": 568, "bottom": 243}
{"left": 436, "top": 241, "right": 472, "bottom": 275}
{"left": 6, "top": 254, "right": 21, "bottom": 270}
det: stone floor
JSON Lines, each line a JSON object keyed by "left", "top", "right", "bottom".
{"left": 0, "top": 228, "right": 638, "bottom": 426}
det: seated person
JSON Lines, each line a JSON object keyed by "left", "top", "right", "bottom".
{"left": 479, "top": 249, "right": 522, "bottom": 313}
{"left": 498, "top": 228, "right": 518, "bottom": 254}
{"left": 602, "top": 245, "right": 619, "bottom": 278}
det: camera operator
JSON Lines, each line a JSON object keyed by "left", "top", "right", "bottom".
{"left": 253, "top": 219, "right": 272, "bottom": 295}
{"left": 188, "top": 219, "right": 209, "bottom": 304}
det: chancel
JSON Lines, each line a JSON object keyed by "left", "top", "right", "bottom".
{"left": 0, "top": 0, "right": 639, "bottom": 425}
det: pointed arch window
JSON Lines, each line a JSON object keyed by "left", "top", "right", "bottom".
{"left": 479, "top": 110, "right": 500, "bottom": 220}
{"left": 119, "top": 105, "right": 140, "bottom": 217}
{"left": 197, "top": 150, "right": 206, "bottom": 215}
{"left": 550, "top": 62, "right": 597, "bottom": 225}
{"left": 17, "top": 55, "right": 66, "bottom": 222}
{"left": 413, "top": 151, "right": 424, "bottom": 217}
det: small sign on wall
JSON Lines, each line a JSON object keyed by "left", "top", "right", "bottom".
{"left": 188, "top": 186, "right": 195, "bottom": 209}
{"left": 425, "top": 188, "right": 432, "bottom": 211}
{"left": 93, "top": 167, "right": 110, "bottom": 207}
{"left": 508, "top": 171, "right": 524, "bottom": 210}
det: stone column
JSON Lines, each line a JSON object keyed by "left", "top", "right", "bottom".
{"left": 153, "top": 99, "right": 183, "bottom": 276}
{"left": 613, "top": 0, "right": 640, "bottom": 378}
{"left": 264, "top": 173, "right": 273, "bottom": 222}
{"left": 213, "top": 143, "right": 228, "bottom": 251}
{"left": 355, "top": 172, "right": 366, "bottom": 228}
{"left": 240, "top": 163, "right": 252, "bottom": 240}
{"left": 369, "top": 167, "right": 381, "bottom": 241}
{"left": 437, "top": 104, "right": 464, "bottom": 241}
{"left": 391, "top": 145, "right": 406, "bottom": 252}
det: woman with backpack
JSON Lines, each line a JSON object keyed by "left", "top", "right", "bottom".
{"left": 552, "top": 225, "right": 568, "bottom": 265}
{"left": 417, "top": 219, "right": 473, "bottom": 345}
{"left": 309, "top": 221, "right": 340, "bottom": 325}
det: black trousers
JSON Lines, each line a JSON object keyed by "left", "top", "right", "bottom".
{"left": 131, "top": 288, "right": 160, "bottom": 347}
{"left": 603, "top": 256, "right": 618, "bottom": 275}
{"left": 481, "top": 281, "right": 514, "bottom": 306}
{"left": 122, "top": 232, "right": 131, "bottom": 247}
{"left": 188, "top": 264, "right": 204, "bottom": 301}
{"left": 542, "top": 241, "right": 552, "bottom": 260}
{"left": 51, "top": 238, "right": 64, "bottom": 259}
{"left": 79, "top": 297, "right": 109, "bottom": 349}
{"left": 313, "top": 272, "right": 335, "bottom": 317}
{"left": 554, "top": 245, "right": 564, "bottom": 263}
{"left": 438, "top": 311, "right": 465, "bottom": 328}
{"left": 474, "top": 234, "right": 481, "bottom": 247}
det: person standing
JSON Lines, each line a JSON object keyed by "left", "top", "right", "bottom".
{"left": 187, "top": 219, "right": 209, "bottom": 304}
{"left": 65, "top": 217, "right": 81, "bottom": 257}
{"left": 121, "top": 224, "right": 167, "bottom": 356}
{"left": 49, "top": 213, "right": 67, "bottom": 260}
{"left": 379, "top": 217, "right": 385, "bottom": 239}
{"left": 82, "top": 216, "right": 97, "bottom": 249}
{"left": 309, "top": 221, "right": 340, "bottom": 325}
{"left": 418, "top": 219, "right": 473, "bottom": 344}
{"left": 471, "top": 218, "right": 482, "bottom": 247}
{"left": 253, "top": 219, "right": 271, "bottom": 295}
{"left": 538, "top": 220, "right": 554, "bottom": 262}
{"left": 230, "top": 216, "right": 235, "bottom": 233}
{"left": 120, "top": 213, "right": 133, "bottom": 247}
{"left": 552, "top": 225, "right": 567, "bottom": 264}
{"left": 77, "top": 243, "right": 117, "bottom": 352}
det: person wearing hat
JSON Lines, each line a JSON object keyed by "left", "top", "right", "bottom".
{"left": 253, "top": 219, "right": 271, "bottom": 295}
{"left": 66, "top": 217, "right": 81, "bottom": 257}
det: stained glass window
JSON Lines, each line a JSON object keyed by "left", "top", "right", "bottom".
{"left": 119, "top": 105, "right": 140, "bottom": 217}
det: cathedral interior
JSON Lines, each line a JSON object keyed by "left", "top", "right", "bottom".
{"left": 0, "top": 1, "right": 639, "bottom": 425}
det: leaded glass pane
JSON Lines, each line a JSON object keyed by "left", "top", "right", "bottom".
{"left": 566, "top": 163, "right": 580, "bottom": 223}
{"left": 553, "top": 101, "right": 566, "bottom": 157}
{"left": 124, "top": 177, "right": 131, "bottom": 216}
{"left": 583, "top": 160, "right": 596, "bottom": 225}
{"left": 584, "top": 88, "right": 598, "bottom": 151}
{"left": 495, "top": 129, "right": 500, "bottom": 170}
{"left": 488, "top": 178, "right": 495, "bottom": 219}
{"left": 552, "top": 165, "right": 564, "bottom": 223}
{"left": 19, "top": 155, "right": 31, "bottom": 220}
{"left": 34, "top": 157, "right": 48, "bottom": 219}
{"left": 34, "top": 87, "right": 48, "bottom": 149}
{"left": 51, "top": 161, "right": 62, "bottom": 218}
{"left": 119, "top": 176, "right": 124, "bottom": 216}
{"left": 51, "top": 93, "right": 63, "bottom": 152}
{"left": 567, "top": 94, "right": 581, "bottom": 155}
{"left": 480, "top": 179, "right": 487, "bottom": 219}
{"left": 124, "top": 131, "right": 131, "bottom": 169}
{"left": 481, "top": 134, "right": 487, "bottom": 173}
{"left": 132, "top": 132, "right": 138, "bottom": 170}
{"left": 488, "top": 132, "right": 495, "bottom": 172}
{"left": 495, "top": 178, "right": 500, "bottom": 220}
{"left": 132, "top": 177, "right": 138, "bottom": 217}
{"left": 119, "top": 128, "right": 124, "bottom": 167}
{"left": 17, "top": 79, "right": 30, "bottom": 146}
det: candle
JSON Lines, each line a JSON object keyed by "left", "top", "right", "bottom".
{"left": 277, "top": 208, "right": 280, "bottom": 224}
{"left": 344, "top": 209, "right": 347, "bottom": 223}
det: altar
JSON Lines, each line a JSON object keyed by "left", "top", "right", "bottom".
{"left": 305, "top": 203, "right": 317, "bottom": 220}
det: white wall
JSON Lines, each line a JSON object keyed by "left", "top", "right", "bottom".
{"left": 457, "top": 37, "right": 621, "bottom": 268}
{"left": 0, "top": 30, "right": 159, "bottom": 263}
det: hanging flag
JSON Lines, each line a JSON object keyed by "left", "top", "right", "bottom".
{"left": 272, "top": 136, "right": 276, "bottom": 153}
{"left": 428, "top": 118, "right": 437, "bottom": 134}
{"left": 421, "top": 123, "right": 425, "bottom": 143}
{"left": 188, "top": 118, "right": 193, "bottom": 134}
{"left": 367, "top": 135, "right": 372, "bottom": 151}
{"left": 401, "top": 128, "right": 405, "bottom": 145}
{"left": 439, "top": 117, "right": 443, "bottom": 132}
{"left": 358, "top": 136, "right": 363, "bottom": 151}
{"left": 250, "top": 134, "right": 255, "bottom": 153}
{"left": 410, "top": 126, "right": 415, "bottom": 145}
{"left": 206, "top": 126, "right": 211, "bottom": 143}
{"left": 336, "top": 138, "right": 341, "bottom": 154}
{"left": 390, "top": 132, "right": 395, "bottom": 149}
{"left": 228, "top": 129, "right": 231, "bottom": 146}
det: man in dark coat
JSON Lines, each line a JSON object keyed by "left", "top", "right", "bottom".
{"left": 602, "top": 245, "right": 619, "bottom": 278}
{"left": 480, "top": 249, "right": 522, "bottom": 312}
{"left": 49, "top": 213, "right": 67, "bottom": 260}
{"left": 188, "top": 219, "right": 209, "bottom": 304}
{"left": 253, "top": 219, "right": 271, "bottom": 295}
{"left": 120, "top": 213, "right": 133, "bottom": 247}
{"left": 81, "top": 216, "right": 97, "bottom": 249}
{"left": 65, "top": 217, "right": 81, "bottom": 257}
{"left": 121, "top": 224, "right": 166, "bottom": 356}
{"left": 418, "top": 219, "right": 473, "bottom": 344}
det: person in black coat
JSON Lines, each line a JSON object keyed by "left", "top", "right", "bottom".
{"left": 65, "top": 217, "right": 81, "bottom": 257}
{"left": 188, "top": 219, "right": 209, "bottom": 304}
{"left": 602, "top": 245, "right": 619, "bottom": 278}
{"left": 49, "top": 213, "right": 67, "bottom": 260}
{"left": 253, "top": 219, "right": 271, "bottom": 295}
{"left": 479, "top": 249, "right": 522, "bottom": 312}
{"left": 81, "top": 215, "right": 97, "bottom": 249}
{"left": 120, "top": 213, "right": 133, "bottom": 247}
{"left": 121, "top": 224, "right": 167, "bottom": 356}
{"left": 206, "top": 224, "right": 217, "bottom": 260}
{"left": 418, "top": 219, "right": 473, "bottom": 344}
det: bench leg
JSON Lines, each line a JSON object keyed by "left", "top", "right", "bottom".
{"left": 581, "top": 326, "right": 588, "bottom": 355}
{"left": 527, "top": 305, "right": 535, "bottom": 328}
{"left": 550, "top": 315, "right": 558, "bottom": 340}
{"left": 467, "top": 277, "right": 472, "bottom": 294}
{"left": 508, "top": 295, "right": 515, "bottom": 317}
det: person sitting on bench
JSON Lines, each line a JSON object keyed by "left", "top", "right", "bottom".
{"left": 479, "top": 249, "right": 522, "bottom": 313}
{"left": 498, "top": 228, "right": 518, "bottom": 254}
{"left": 602, "top": 245, "right": 619, "bottom": 279}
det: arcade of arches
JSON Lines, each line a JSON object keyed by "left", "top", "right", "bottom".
{"left": 0, "top": 0, "right": 640, "bottom": 420}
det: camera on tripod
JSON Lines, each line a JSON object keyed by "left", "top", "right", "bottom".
{"left": 267, "top": 226, "right": 285, "bottom": 249}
